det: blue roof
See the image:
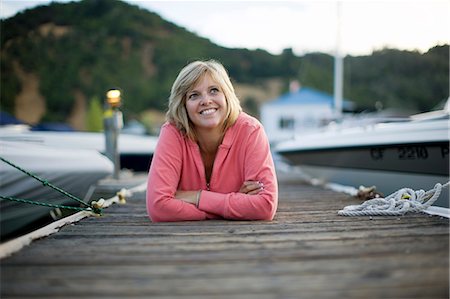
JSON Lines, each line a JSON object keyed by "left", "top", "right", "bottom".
{"left": 0, "top": 111, "right": 23, "bottom": 125}
{"left": 266, "top": 87, "right": 334, "bottom": 106}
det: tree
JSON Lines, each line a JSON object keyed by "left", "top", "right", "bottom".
{"left": 86, "top": 97, "right": 103, "bottom": 132}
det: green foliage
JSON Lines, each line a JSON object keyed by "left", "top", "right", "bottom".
{"left": 344, "top": 46, "right": 449, "bottom": 111}
{"left": 242, "top": 97, "right": 260, "bottom": 119}
{"left": 298, "top": 53, "right": 334, "bottom": 94}
{"left": 1, "top": 0, "right": 448, "bottom": 125}
{"left": 0, "top": 56, "right": 20, "bottom": 112}
{"left": 86, "top": 97, "right": 103, "bottom": 132}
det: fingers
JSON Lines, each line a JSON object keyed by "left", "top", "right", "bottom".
{"left": 246, "top": 188, "right": 262, "bottom": 195}
{"left": 239, "top": 180, "right": 264, "bottom": 194}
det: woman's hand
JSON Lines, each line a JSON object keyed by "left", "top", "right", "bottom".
{"left": 175, "top": 180, "right": 263, "bottom": 206}
{"left": 239, "top": 180, "right": 264, "bottom": 195}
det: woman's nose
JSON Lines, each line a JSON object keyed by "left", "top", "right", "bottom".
{"left": 199, "top": 93, "right": 212, "bottom": 105}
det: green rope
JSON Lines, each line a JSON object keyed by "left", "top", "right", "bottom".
{"left": 0, "top": 195, "right": 91, "bottom": 212}
{"left": 0, "top": 156, "right": 102, "bottom": 215}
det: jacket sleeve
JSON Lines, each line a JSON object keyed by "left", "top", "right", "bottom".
{"left": 146, "top": 125, "right": 218, "bottom": 222}
{"left": 197, "top": 124, "right": 278, "bottom": 221}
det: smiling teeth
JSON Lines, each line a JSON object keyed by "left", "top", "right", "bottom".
{"left": 200, "top": 108, "right": 216, "bottom": 115}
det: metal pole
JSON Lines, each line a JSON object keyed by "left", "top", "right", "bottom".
{"left": 333, "top": 1, "right": 343, "bottom": 120}
{"left": 104, "top": 89, "right": 123, "bottom": 180}
{"left": 112, "top": 110, "right": 123, "bottom": 179}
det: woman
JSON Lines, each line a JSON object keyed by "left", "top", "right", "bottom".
{"left": 146, "top": 60, "right": 278, "bottom": 222}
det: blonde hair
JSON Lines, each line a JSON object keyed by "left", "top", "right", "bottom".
{"left": 166, "top": 60, "right": 242, "bottom": 141}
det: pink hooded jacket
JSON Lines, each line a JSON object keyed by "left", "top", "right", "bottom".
{"left": 146, "top": 112, "right": 278, "bottom": 222}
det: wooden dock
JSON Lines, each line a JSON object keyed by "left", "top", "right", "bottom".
{"left": 1, "top": 176, "right": 449, "bottom": 298}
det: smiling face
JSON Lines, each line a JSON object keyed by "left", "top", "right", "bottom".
{"left": 185, "top": 73, "right": 227, "bottom": 134}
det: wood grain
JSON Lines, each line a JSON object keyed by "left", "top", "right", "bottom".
{"left": 1, "top": 179, "right": 448, "bottom": 298}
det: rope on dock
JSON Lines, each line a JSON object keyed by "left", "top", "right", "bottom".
{"left": 0, "top": 195, "right": 93, "bottom": 212}
{"left": 338, "top": 181, "right": 449, "bottom": 216}
{"left": 0, "top": 156, "right": 102, "bottom": 215}
{"left": 0, "top": 183, "right": 146, "bottom": 259}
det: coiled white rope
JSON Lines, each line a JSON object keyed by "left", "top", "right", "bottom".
{"left": 338, "top": 181, "right": 450, "bottom": 216}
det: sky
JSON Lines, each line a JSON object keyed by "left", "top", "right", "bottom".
{"left": 1, "top": 0, "right": 449, "bottom": 56}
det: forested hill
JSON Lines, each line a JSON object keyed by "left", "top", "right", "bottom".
{"left": 1, "top": 0, "right": 448, "bottom": 130}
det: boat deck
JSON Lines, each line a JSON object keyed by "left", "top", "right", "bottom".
{"left": 1, "top": 175, "right": 449, "bottom": 298}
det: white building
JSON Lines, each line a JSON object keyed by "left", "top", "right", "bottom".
{"left": 261, "top": 87, "right": 336, "bottom": 144}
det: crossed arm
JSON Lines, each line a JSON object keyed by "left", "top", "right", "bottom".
{"left": 175, "top": 180, "right": 265, "bottom": 206}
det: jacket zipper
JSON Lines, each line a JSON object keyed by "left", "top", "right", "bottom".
{"left": 197, "top": 145, "right": 212, "bottom": 191}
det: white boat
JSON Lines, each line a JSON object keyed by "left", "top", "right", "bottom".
{"left": 275, "top": 109, "right": 449, "bottom": 208}
{"left": 0, "top": 140, "right": 114, "bottom": 240}
{"left": 0, "top": 126, "right": 158, "bottom": 172}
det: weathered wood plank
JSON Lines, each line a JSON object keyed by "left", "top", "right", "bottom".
{"left": 1, "top": 179, "right": 448, "bottom": 299}
{"left": 2, "top": 269, "right": 448, "bottom": 298}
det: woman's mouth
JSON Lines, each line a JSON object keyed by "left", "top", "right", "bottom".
{"left": 200, "top": 108, "right": 217, "bottom": 115}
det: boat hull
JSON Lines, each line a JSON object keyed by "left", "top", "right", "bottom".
{"left": 276, "top": 117, "right": 450, "bottom": 208}
{"left": 0, "top": 141, "right": 113, "bottom": 240}
{"left": 0, "top": 129, "right": 157, "bottom": 172}
{"left": 280, "top": 141, "right": 448, "bottom": 176}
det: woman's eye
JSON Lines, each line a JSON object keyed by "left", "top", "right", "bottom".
{"left": 210, "top": 88, "right": 219, "bottom": 94}
{"left": 188, "top": 93, "right": 198, "bottom": 100}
